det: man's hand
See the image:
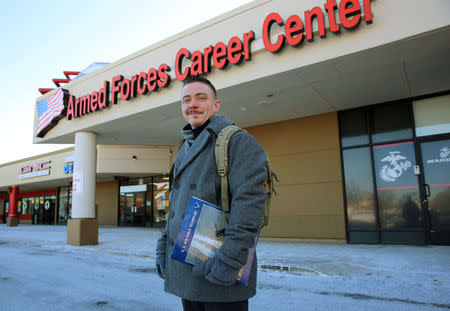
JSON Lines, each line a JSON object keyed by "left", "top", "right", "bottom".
{"left": 156, "top": 228, "right": 168, "bottom": 280}
{"left": 156, "top": 255, "right": 166, "bottom": 279}
{"left": 192, "top": 251, "right": 242, "bottom": 287}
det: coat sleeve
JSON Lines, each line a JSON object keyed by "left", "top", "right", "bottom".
{"left": 218, "top": 131, "right": 267, "bottom": 265}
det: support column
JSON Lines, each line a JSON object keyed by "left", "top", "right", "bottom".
{"left": 67, "top": 131, "right": 98, "bottom": 246}
{"left": 7, "top": 186, "right": 19, "bottom": 227}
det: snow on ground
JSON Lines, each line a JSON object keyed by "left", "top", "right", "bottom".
{"left": 0, "top": 225, "right": 449, "bottom": 310}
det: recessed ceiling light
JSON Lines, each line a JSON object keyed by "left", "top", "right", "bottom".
{"left": 256, "top": 101, "right": 270, "bottom": 105}
{"left": 240, "top": 106, "right": 248, "bottom": 111}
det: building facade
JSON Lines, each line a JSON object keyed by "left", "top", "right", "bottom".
{"left": 0, "top": 146, "right": 172, "bottom": 228}
{"left": 1, "top": 0, "right": 448, "bottom": 245}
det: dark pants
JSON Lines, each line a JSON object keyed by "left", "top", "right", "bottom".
{"left": 181, "top": 299, "right": 248, "bottom": 311}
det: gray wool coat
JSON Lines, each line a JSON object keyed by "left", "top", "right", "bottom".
{"left": 156, "top": 114, "right": 267, "bottom": 302}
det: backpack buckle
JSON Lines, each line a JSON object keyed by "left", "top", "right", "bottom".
{"left": 218, "top": 166, "right": 227, "bottom": 176}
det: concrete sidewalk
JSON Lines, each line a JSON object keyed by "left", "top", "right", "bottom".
{"left": 1, "top": 224, "right": 449, "bottom": 278}
{"left": 1, "top": 224, "right": 450, "bottom": 310}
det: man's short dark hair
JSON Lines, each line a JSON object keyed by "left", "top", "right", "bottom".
{"left": 183, "top": 76, "right": 217, "bottom": 99}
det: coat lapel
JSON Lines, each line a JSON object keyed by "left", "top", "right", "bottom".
{"left": 173, "top": 129, "right": 211, "bottom": 180}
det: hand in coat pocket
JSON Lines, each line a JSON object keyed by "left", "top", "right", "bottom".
{"left": 192, "top": 251, "right": 242, "bottom": 287}
{"left": 156, "top": 255, "right": 166, "bottom": 279}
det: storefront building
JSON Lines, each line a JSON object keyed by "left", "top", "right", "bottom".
{"left": 0, "top": 146, "right": 172, "bottom": 228}
{"left": 1, "top": 0, "right": 449, "bottom": 245}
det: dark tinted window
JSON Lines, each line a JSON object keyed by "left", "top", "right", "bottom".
{"left": 343, "top": 148, "right": 376, "bottom": 230}
{"left": 340, "top": 110, "right": 369, "bottom": 147}
{"left": 372, "top": 102, "right": 412, "bottom": 143}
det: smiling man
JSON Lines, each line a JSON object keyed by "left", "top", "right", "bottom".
{"left": 181, "top": 77, "right": 220, "bottom": 133}
{"left": 156, "top": 76, "right": 267, "bottom": 311}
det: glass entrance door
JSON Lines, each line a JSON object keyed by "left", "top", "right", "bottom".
{"left": 373, "top": 141, "right": 425, "bottom": 244}
{"left": 119, "top": 192, "right": 146, "bottom": 227}
{"left": 420, "top": 138, "right": 450, "bottom": 245}
{"left": 57, "top": 187, "right": 72, "bottom": 225}
{"left": 32, "top": 197, "right": 55, "bottom": 225}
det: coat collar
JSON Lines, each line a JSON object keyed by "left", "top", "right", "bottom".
{"left": 204, "top": 114, "right": 234, "bottom": 135}
{"left": 173, "top": 115, "right": 234, "bottom": 179}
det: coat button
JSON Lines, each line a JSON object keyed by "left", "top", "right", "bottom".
{"left": 174, "top": 183, "right": 180, "bottom": 189}
{"left": 190, "top": 184, "right": 196, "bottom": 190}
{"left": 170, "top": 239, "right": 174, "bottom": 246}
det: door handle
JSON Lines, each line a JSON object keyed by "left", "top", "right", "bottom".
{"left": 424, "top": 184, "right": 431, "bottom": 198}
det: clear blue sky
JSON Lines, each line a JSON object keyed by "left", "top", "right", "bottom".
{"left": 0, "top": 0, "right": 251, "bottom": 165}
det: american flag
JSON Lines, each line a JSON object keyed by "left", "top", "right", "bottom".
{"left": 36, "top": 88, "right": 65, "bottom": 136}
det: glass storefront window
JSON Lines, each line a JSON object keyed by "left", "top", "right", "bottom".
{"left": 372, "top": 102, "right": 413, "bottom": 143}
{"left": 340, "top": 110, "right": 369, "bottom": 147}
{"left": 118, "top": 176, "right": 170, "bottom": 227}
{"left": 119, "top": 178, "right": 151, "bottom": 227}
{"left": 124, "top": 194, "right": 134, "bottom": 226}
{"left": 343, "top": 148, "right": 377, "bottom": 230}
{"left": 32, "top": 197, "right": 39, "bottom": 224}
{"left": 339, "top": 97, "right": 448, "bottom": 244}
{"left": 2, "top": 201, "right": 8, "bottom": 223}
{"left": 31, "top": 196, "right": 55, "bottom": 225}
{"left": 21, "top": 198, "right": 32, "bottom": 215}
{"left": 421, "top": 139, "right": 450, "bottom": 231}
{"left": 120, "top": 193, "right": 147, "bottom": 227}
{"left": 58, "top": 187, "right": 72, "bottom": 224}
{"left": 373, "top": 142, "right": 422, "bottom": 229}
{"left": 28, "top": 198, "right": 35, "bottom": 214}
{"left": 153, "top": 177, "right": 170, "bottom": 225}
{"left": 413, "top": 94, "right": 450, "bottom": 137}
{"left": 118, "top": 193, "right": 125, "bottom": 225}
{"left": 59, "top": 188, "right": 66, "bottom": 222}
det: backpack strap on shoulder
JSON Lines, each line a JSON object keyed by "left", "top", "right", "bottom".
{"left": 215, "top": 125, "right": 242, "bottom": 213}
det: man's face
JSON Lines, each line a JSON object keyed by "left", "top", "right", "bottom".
{"left": 181, "top": 81, "right": 220, "bottom": 129}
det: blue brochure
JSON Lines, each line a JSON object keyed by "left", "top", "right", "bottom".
{"left": 171, "top": 196, "right": 257, "bottom": 286}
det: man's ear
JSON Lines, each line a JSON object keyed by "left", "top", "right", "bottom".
{"left": 214, "top": 100, "right": 221, "bottom": 113}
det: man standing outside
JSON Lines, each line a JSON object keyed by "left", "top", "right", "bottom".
{"left": 156, "top": 76, "right": 267, "bottom": 311}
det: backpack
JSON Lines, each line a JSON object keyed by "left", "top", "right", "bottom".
{"left": 215, "top": 125, "right": 278, "bottom": 228}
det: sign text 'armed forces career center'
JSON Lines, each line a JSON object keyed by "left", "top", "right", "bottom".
{"left": 36, "top": 0, "right": 373, "bottom": 138}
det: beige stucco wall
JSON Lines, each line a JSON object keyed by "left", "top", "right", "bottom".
{"left": 96, "top": 180, "right": 119, "bottom": 226}
{"left": 97, "top": 145, "right": 172, "bottom": 175}
{"left": 247, "top": 112, "right": 345, "bottom": 242}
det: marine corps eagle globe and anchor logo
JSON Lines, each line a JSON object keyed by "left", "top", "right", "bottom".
{"left": 440, "top": 146, "right": 450, "bottom": 159}
{"left": 379, "top": 151, "right": 412, "bottom": 183}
